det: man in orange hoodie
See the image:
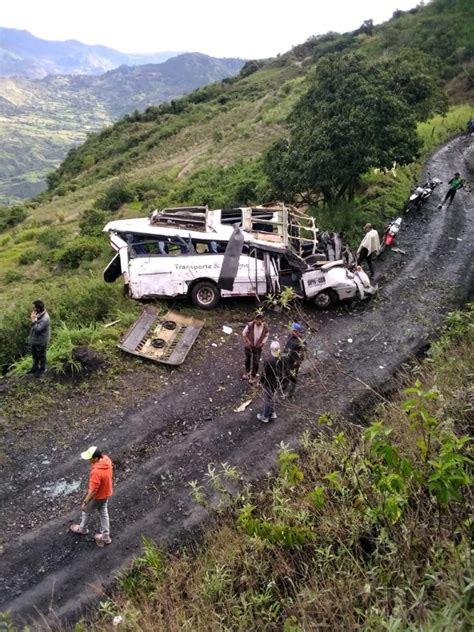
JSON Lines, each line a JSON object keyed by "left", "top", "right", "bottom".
{"left": 70, "top": 446, "right": 113, "bottom": 547}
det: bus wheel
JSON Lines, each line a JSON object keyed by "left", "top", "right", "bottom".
{"left": 190, "top": 281, "right": 220, "bottom": 310}
{"left": 312, "top": 289, "right": 337, "bottom": 310}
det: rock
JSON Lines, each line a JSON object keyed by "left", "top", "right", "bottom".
{"left": 70, "top": 346, "right": 105, "bottom": 373}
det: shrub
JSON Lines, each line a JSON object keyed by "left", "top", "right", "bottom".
{"left": 95, "top": 179, "right": 135, "bottom": 212}
{"left": 55, "top": 237, "right": 104, "bottom": 269}
{"left": 0, "top": 205, "right": 28, "bottom": 232}
{"left": 3, "top": 270, "right": 23, "bottom": 284}
{"left": 36, "top": 227, "right": 66, "bottom": 249}
{"left": 79, "top": 208, "right": 109, "bottom": 237}
{"left": 17, "top": 248, "right": 43, "bottom": 265}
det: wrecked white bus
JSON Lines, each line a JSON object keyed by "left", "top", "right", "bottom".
{"left": 103, "top": 205, "right": 376, "bottom": 310}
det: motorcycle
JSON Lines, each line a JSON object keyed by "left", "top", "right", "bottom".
{"left": 380, "top": 216, "right": 402, "bottom": 252}
{"left": 406, "top": 176, "right": 442, "bottom": 212}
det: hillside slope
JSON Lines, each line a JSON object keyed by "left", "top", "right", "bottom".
{"left": 41, "top": 0, "right": 473, "bottom": 214}
{"left": 0, "top": 136, "right": 472, "bottom": 626}
{"left": 0, "top": 53, "right": 244, "bottom": 203}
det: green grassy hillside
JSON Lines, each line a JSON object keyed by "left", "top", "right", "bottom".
{"left": 0, "top": 0, "right": 472, "bottom": 375}
{"left": 0, "top": 54, "right": 244, "bottom": 204}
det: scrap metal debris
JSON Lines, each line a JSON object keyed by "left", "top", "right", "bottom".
{"left": 118, "top": 307, "right": 204, "bottom": 365}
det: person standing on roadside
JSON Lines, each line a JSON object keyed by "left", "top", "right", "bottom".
{"left": 257, "top": 340, "right": 283, "bottom": 423}
{"left": 242, "top": 312, "right": 269, "bottom": 382}
{"left": 282, "top": 322, "right": 306, "bottom": 399}
{"left": 356, "top": 224, "right": 380, "bottom": 279}
{"left": 28, "top": 299, "right": 51, "bottom": 376}
{"left": 70, "top": 446, "right": 113, "bottom": 547}
{"left": 440, "top": 172, "right": 464, "bottom": 208}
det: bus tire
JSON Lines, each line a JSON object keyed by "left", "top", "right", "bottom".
{"left": 190, "top": 281, "right": 220, "bottom": 310}
{"left": 312, "top": 289, "right": 337, "bottom": 310}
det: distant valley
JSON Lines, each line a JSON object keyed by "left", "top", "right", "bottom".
{"left": 0, "top": 28, "right": 244, "bottom": 203}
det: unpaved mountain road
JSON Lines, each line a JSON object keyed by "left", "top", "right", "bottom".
{"left": 1, "top": 136, "right": 473, "bottom": 627}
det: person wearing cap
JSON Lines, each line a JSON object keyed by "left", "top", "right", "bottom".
{"left": 70, "top": 447, "right": 113, "bottom": 547}
{"left": 441, "top": 172, "right": 464, "bottom": 208}
{"left": 242, "top": 311, "right": 269, "bottom": 382}
{"left": 356, "top": 224, "right": 380, "bottom": 280}
{"left": 282, "top": 323, "right": 306, "bottom": 399}
{"left": 257, "top": 340, "right": 283, "bottom": 423}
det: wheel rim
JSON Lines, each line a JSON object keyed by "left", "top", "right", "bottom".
{"left": 197, "top": 287, "right": 215, "bottom": 306}
{"left": 314, "top": 292, "right": 330, "bottom": 308}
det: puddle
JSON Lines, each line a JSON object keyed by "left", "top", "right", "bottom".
{"left": 41, "top": 479, "right": 81, "bottom": 498}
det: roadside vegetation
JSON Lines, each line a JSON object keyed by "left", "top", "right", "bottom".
{"left": 53, "top": 304, "right": 471, "bottom": 631}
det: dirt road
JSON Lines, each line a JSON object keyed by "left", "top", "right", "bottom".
{"left": 1, "top": 137, "right": 473, "bottom": 627}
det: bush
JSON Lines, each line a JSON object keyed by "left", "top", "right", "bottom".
{"left": 55, "top": 237, "right": 104, "bottom": 269}
{"left": 79, "top": 208, "right": 109, "bottom": 237}
{"left": 17, "top": 248, "right": 43, "bottom": 266}
{"left": 3, "top": 270, "right": 23, "bottom": 284}
{"left": 36, "top": 227, "right": 66, "bottom": 249}
{"left": 95, "top": 179, "right": 135, "bottom": 212}
{"left": 0, "top": 205, "right": 28, "bottom": 232}
{"left": 0, "top": 277, "right": 139, "bottom": 373}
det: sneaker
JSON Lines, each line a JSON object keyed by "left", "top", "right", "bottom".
{"left": 95, "top": 534, "right": 112, "bottom": 547}
{"left": 257, "top": 413, "right": 270, "bottom": 423}
{"left": 270, "top": 412, "right": 277, "bottom": 420}
{"left": 241, "top": 372, "right": 250, "bottom": 381}
{"left": 70, "top": 524, "right": 89, "bottom": 535}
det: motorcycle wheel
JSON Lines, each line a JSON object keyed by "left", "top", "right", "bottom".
{"left": 312, "top": 289, "right": 337, "bottom": 310}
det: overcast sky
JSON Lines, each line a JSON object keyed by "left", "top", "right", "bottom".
{"left": 2, "top": 0, "right": 424, "bottom": 59}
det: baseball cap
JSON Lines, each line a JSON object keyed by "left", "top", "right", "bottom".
{"left": 270, "top": 340, "right": 280, "bottom": 356}
{"left": 291, "top": 323, "right": 305, "bottom": 333}
{"left": 80, "top": 446, "right": 98, "bottom": 460}
{"left": 255, "top": 312, "right": 264, "bottom": 319}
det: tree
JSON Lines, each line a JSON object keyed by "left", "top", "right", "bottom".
{"left": 265, "top": 52, "right": 447, "bottom": 203}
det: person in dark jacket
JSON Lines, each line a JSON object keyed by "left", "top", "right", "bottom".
{"left": 257, "top": 340, "right": 282, "bottom": 423}
{"left": 282, "top": 323, "right": 306, "bottom": 399}
{"left": 28, "top": 300, "right": 51, "bottom": 375}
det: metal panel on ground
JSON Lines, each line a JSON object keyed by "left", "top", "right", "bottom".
{"left": 118, "top": 306, "right": 204, "bottom": 365}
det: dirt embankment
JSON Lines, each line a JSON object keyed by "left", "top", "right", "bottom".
{"left": 0, "top": 136, "right": 473, "bottom": 627}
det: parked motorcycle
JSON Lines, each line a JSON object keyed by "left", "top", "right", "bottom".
{"left": 379, "top": 216, "right": 402, "bottom": 253}
{"left": 406, "top": 176, "right": 442, "bottom": 212}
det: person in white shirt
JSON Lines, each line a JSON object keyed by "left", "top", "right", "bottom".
{"left": 356, "top": 223, "right": 380, "bottom": 279}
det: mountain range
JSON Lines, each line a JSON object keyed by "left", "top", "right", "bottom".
{"left": 0, "top": 28, "right": 245, "bottom": 203}
{"left": 0, "top": 27, "right": 180, "bottom": 77}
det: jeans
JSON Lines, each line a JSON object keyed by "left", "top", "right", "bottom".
{"left": 357, "top": 247, "right": 374, "bottom": 278}
{"left": 245, "top": 347, "right": 262, "bottom": 377}
{"left": 31, "top": 344, "right": 47, "bottom": 371}
{"left": 262, "top": 386, "right": 275, "bottom": 419}
{"left": 80, "top": 498, "right": 110, "bottom": 538}
{"left": 443, "top": 188, "right": 456, "bottom": 205}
